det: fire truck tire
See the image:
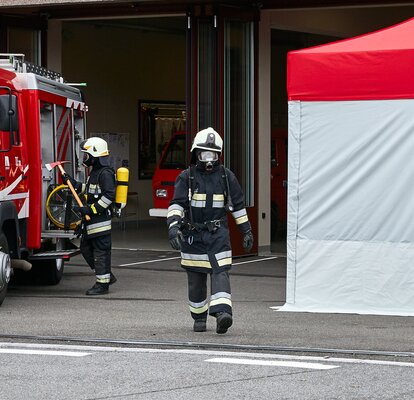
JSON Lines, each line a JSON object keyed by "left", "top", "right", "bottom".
{"left": 14, "top": 239, "right": 65, "bottom": 286}
{"left": 34, "top": 259, "right": 64, "bottom": 286}
{"left": 31, "top": 238, "right": 65, "bottom": 285}
{"left": 12, "top": 260, "right": 64, "bottom": 286}
{"left": 0, "top": 234, "right": 10, "bottom": 306}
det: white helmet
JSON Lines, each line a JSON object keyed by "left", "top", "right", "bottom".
{"left": 190, "top": 127, "right": 223, "bottom": 154}
{"left": 80, "top": 137, "right": 109, "bottom": 157}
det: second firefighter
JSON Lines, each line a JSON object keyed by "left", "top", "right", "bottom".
{"left": 63, "top": 137, "right": 117, "bottom": 295}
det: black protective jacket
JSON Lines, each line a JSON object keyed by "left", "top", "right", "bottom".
{"left": 76, "top": 165, "right": 116, "bottom": 238}
{"left": 167, "top": 164, "right": 251, "bottom": 273}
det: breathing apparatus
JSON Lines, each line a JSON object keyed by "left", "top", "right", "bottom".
{"left": 81, "top": 137, "right": 130, "bottom": 216}
{"left": 190, "top": 127, "right": 223, "bottom": 171}
{"left": 188, "top": 128, "right": 234, "bottom": 217}
{"left": 197, "top": 150, "right": 219, "bottom": 171}
{"left": 114, "top": 167, "right": 129, "bottom": 210}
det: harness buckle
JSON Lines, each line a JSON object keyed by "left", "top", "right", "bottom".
{"left": 206, "top": 219, "right": 221, "bottom": 232}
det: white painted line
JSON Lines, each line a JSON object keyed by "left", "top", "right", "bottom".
{"left": 113, "top": 247, "right": 138, "bottom": 251}
{"left": 120, "top": 255, "right": 278, "bottom": 267}
{"left": 233, "top": 256, "right": 278, "bottom": 265}
{"left": 120, "top": 256, "right": 180, "bottom": 267}
{"left": 0, "top": 348, "right": 90, "bottom": 357}
{"left": 1, "top": 343, "right": 413, "bottom": 368}
{"left": 205, "top": 357, "right": 339, "bottom": 370}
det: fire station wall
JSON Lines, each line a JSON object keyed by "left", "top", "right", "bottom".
{"left": 61, "top": 20, "right": 186, "bottom": 221}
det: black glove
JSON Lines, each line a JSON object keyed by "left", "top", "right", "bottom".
{"left": 74, "top": 222, "right": 84, "bottom": 238}
{"left": 168, "top": 225, "right": 184, "bottom": 250}
{"left": 62, "top": 173, "right": 77, "bottom": 188}
{"left": 73, "top": 205, "right": 91, "bottom": 217}
{"left": 243, "top": 230, "right": 254, "bottom": 252}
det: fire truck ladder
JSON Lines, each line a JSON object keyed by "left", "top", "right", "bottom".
{"left": 0, "top": 53, "right": 64, "bottom": 82}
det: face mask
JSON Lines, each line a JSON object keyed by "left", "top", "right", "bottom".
{"left": 198, "top": 151, "right": 219, "bottom": 171}
{"left": 82, "top": 153, "right": 94, "bottom": 167}
{"left": 198, "top": 151, "right": 218, "bottom": 162}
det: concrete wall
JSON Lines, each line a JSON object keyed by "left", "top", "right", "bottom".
{"left": 61, "top": 19, "right": 186, "bottom": 220}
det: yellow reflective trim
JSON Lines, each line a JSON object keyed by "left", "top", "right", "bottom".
{"left": 213, "top": 194, "right": 225, "bottom": 201}
{"left": 209, "top": 298, "right": 232, "bottom": 307}
{"left": 91, "top": 204, "right": 98, "bottom": 214}
{"left": 192, "top": 193, "right": 206, "bottom": 200}
{"left": 217, "top": 257, "right": 232, "bottom": 267}
{"left": 167, "top": 209, "right": 184, "bottom": 218}
{"left": 181, "top": 259, "right": 211, "bottom": 268}
{"left": 87, "top": 225, "right": 111, "bottom": 235}
{"left": 235, "top": 215, "right": 248, "bottom": 225}
{"left": 189, "top": 304, "right": 209, "bottom": 314}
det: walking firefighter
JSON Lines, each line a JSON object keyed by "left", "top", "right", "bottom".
{"left": 167, "top": 127, "right": 254, "bottom": 334}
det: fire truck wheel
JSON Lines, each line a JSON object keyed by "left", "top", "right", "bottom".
{"left": 0, "top": 234, "right": 11, "bottom": 306}
{"left": 33, "top": 259, "right": 64, "bottom": 286}
{"left": 31, "top": 238, "right": 65, "bottom": 285}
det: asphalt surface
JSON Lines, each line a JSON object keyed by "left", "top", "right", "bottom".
{"left": 1, "top": 342, "right": 414, "bottom": 400}
{"left": 2, "top": 237, "right": 414, "bottom": 358}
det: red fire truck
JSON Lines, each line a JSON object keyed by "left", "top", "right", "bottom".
{"left": 149, "top": 129, "right": 287, "bottom": 239}
{"left": 0, "top": 54, "right": 87, "bottom": 305}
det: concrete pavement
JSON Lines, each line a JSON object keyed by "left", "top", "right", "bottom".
{"left": 2, "top": 219, "right": 413, "bottom": 359}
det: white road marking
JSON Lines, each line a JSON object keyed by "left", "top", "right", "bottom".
{"left": 0, "top": 343, "right": 413, "bottom": 368}
{"left": 0, "top": 348, "right": 90, "bottom": 357}
{"left": 120, "top": 256, "right": 180, "bottom": 266}
{"left": 119, "top": 255, "right": 278, "bottom": 267}
{"left": 113, "top": 247, "right": 138, "bottom": 251}
{"left": 205, "top": 357, "right": 339, "bottom": 370}
{"left": 233, "top": 256, "right": 279, "bottom": 265}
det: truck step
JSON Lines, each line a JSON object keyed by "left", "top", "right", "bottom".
{"left": 41, "top": 230, "right": 77, "bottom": 239}
{"left": 28, "top": 249, "right": 81, "bottom": 261}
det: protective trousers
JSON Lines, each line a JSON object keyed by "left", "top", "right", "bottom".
{"left": 80, "top": 233, "right": 112, "bottom": 284}
{"left": 187, "top": 270, "right": 232, "bottom": 321}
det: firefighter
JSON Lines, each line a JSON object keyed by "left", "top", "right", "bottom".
{"left": 63, "top": 137, "right": 117, "bottom": 295}
{"left": 167, "top": 127, "right": 254, "bottom": 334}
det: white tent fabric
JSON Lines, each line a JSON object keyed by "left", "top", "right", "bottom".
{"left": 278, "top": 99, "right": 414, "bottom": 316}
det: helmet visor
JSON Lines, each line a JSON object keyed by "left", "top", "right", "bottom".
{"left": 198, "top": 151, "right": 218, "bottom": 162}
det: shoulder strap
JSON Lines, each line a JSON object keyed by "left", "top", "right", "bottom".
{"left": 222, "top": 165, "right": 234, "bottom": 212}
{"left": 187, "top": 166, "right": 194, "bottom": 223}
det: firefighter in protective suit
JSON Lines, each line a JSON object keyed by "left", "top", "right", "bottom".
{"left": 63, "top": 137, "right": 117, "bottom": 295}
{"left": 167, "top": 127, "right": 253, "bottom": 334}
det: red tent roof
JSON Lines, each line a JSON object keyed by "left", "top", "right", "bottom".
{"left": 287, "top": 17, "right": 414, "bottom": 101}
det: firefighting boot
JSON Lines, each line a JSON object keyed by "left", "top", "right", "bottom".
{"left": 216, "top": 312, "right": 232, "bottom": 334}
{"left": 85, "top": 282, "right": 109, "bottom": 295}
{"left": 109, "top": 272, "right": 117, "bottom": 285}
{"left": 193, "top": 319, "right": 207, "bottom": 332}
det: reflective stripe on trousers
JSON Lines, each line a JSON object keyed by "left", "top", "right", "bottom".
{"left": 187, "top": 270, "right": 232, "bottom": 320}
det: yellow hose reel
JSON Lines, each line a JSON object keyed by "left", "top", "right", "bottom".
{"left": 46, "top": 185, "right": 85, "bottom": 230}
{"left": 46, "top": 167, "right": 130, "bottom": 229}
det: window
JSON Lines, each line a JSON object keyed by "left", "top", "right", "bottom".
{"left": 138, "top": 100, "right": 186, "bottom": 179}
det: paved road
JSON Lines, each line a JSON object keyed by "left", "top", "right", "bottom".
{"left": 1, "top": 341, "right": 414, "bottom": 400}
{"left": 2, "top": 248, "right": 414, "bottom": 358}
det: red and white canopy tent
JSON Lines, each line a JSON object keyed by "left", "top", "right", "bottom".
{"left": 278, "top": 18, "right": 414, "bottom": 315}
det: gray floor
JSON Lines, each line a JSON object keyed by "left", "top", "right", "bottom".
{"left": 111, "top": 218, "right": 287, "bottom": 254}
